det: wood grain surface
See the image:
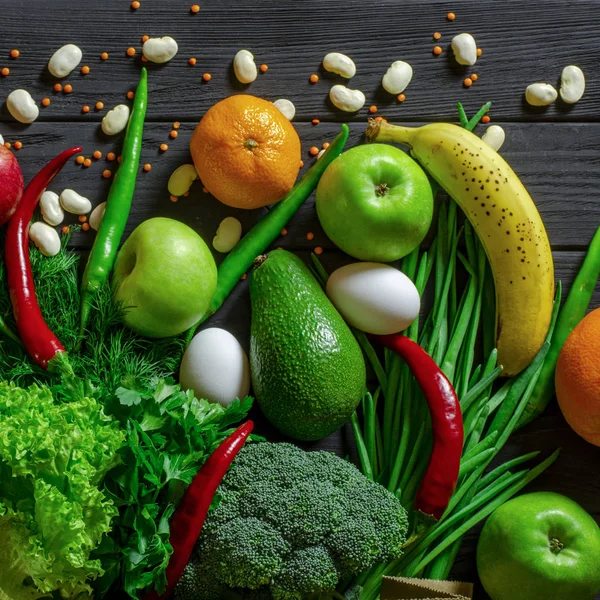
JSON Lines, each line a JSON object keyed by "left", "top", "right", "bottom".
{"left": 1, "top": 1, "right": 599, "bottom": 598}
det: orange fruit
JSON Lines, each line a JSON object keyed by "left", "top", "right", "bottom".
{"left": 555, "top": 307, "right": 600, "bottom": 445}
{"left": 190, "top": 95, "right": 301, "bottom": 209}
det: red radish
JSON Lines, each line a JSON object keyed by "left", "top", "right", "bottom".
{"left": 0, "top": 144, "right": 24, "bottom": 225}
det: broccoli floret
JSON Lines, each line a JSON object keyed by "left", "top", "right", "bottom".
{"left": 175, "top": 442, "right": 408, "bottom": 600}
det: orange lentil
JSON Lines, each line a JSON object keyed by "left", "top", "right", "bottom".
{"left": 107, "top": 152, "right": 116, "bottom": 161}
{"left": 82, "top": 222, "right": 90, "bottom": 232}
{"left": 81, "top": 65, "right": 90, "bottom": 75}
{"left": 433, "top": 32, "right": 442, "bottom": 40}
{"left": 471, "top": 73, "right": 478, "bottom": 81}
{"left": 10, "top": 49, "right": 19, "bottom": 59}
{"left": 259, "top": 64, "right": 268, "bottom": 73}
{"left": 322, "top": 142, "right": 330, "bottom": 149}
{"left": 299, "top": 160, "right": 304, "bottom": 168}
{"left": 3, "top": 142, "right": 10, "bottom": 149}
{"left": 13, "top": 141, "right": 22, "bottom": 150}
{"left": 463, "top": 77, "right": 473, "bottom": 87}
{"left": 188, "top": 57, "right": 197, "bottom": 66}
{"left": 1, "top": 68, "right": 9, "bottom": 76}
{"left": 397, "top": 93, "right": 406, "bottom": 102}
{"left": 369, "top": 105, "right": 378, "bottom": 114}
{"left": 433, "top": 46, "right": 443, "bottom": 56}
{"left": 127, "top": 47, "right": 136, "bottom": 57}
{"left": 314, "top": 246, "right": 323, "bottom": 255}
{"left": 82, "top": 105, "right": 90, "bottom": 113}
{"left": 173, "top": 121, "right": 181, "bottom": 129}
{"left": 127, "top": 90, "right": 135, "bottom": 99}
{"left": 76, "top": 155, "right": 85, "bottom": 165}
{"left": 170, "top": 130, "right": 178, "bottom": 139}
{"left": 102, "top": 169, "right": 112, "bottom": 178}
{"left": 100, "top": 52, "right": 109, "bottom": 60}
{"left": 311, "top": 118, "right": 320, "bottom": 125}
{"left": 78, "top": 215, "right": 87, "bottom": 223}
{"left": 83, "top": 158, "right": 92, "bottom": 168}
{"left": 41, "top": 97, "right": 51, "bottom": 107}
{"left": 241, "top": 273, "right": 247, "bottom": 280}
{"left": 202, "top": 186, "right": 208, "bottom": 193}
{"left": 62, "top": 226, "right": 69, "bottom": 234}
{"left": 309, "top": 73, "right": 319, "bottom": 83}
{"left": 477, "top": 48, "right": 482, "bottom": 57}
{"left": 53, "top": 83, "right": 62, "bottom": 92}
{"left": 280, "top": 228, "right": 288, "bottom": 236}
{"left": 190, "top": 4, "right": 200, "bottom": 13}
{"left": 141, "top": 35, "right": 149, "bottom": 43}
{"left": 63, "top": 84, "right": 73, "bottom": 93}
{"left": 117, "top": 155, "right": 123, "bottom": 163}
{"left": 481, "top": 115, "right": 491, "bottom": 124}
{"left": 160, "top": 143, "right": 169, "bottom": 152}
{"left": 306, "top": 232, "right": 315, "bottom": 241}
{"left": 93, "top": 150, "right": 102, "bottom": 159}
{"left": 202, "top": 72, "right": 212, "bottom": 82}
{"left": 141, "top": 56, "right": 148, "bottom": 63}
{"left": 447, "top": 11, "right": 456, "bottom": 20}
{"left": 143, "top": 163, "right": 152, "bottom": 172}
{"left": 131, "top": 0, "right": 140, "bottom": 9}
{"left": 169, "top": 195, "right": 178, "bottom": 202}
{"left": 309, "top": 146, "right": 319, "bottom": 157}
{"left": 95, "top": 101, "right": 104, "bottom": 111}
{"left": 183, "top": 191, "right": 189, "bottom": 197}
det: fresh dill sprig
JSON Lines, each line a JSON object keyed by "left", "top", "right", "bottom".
{"left": 0, "top": 234, "right": 185, "bottom": 395}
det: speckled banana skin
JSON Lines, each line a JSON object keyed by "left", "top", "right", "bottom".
{"left": 373, "top": 121, "right": 554, "bottom": 376}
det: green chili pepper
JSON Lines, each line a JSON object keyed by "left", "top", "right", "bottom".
{"left": 184, "top": 123, "right": 349, "bottom": 344}
{"left": 79, "top": 68, "right": 148, "bottom": 335}
{"left": 518, "top": 225, "right": 600, "bottom": 427}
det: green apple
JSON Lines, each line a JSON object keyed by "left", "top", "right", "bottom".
{"left": 315, "top": 144, "right": 433, "bottom": 262}
{"left": 477, "top": 491, "right": 600, "bottom": 600}
{"left": 112, "top": 217, "right": 217, "bottom": 338}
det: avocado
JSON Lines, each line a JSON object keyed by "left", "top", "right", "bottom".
{"left": 250, "top": 249, "right": 366, "bottom": 441}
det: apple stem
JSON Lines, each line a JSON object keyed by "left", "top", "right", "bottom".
{"left": 375, "top": 183, "right": 390, "bottom": 197}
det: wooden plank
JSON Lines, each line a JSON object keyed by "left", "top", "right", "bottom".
{"left": 0, "top": 0, "right": 597, "bottom": 124}
{"left": 1, "top": 121, "right": 598, "bottom": 250}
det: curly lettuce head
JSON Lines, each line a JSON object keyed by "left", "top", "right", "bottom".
{"left": 0, "top": 381, "right": 124, "bottom": 599}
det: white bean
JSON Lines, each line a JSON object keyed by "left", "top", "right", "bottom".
{"left": 48, "top": 44, "right": 82, "bottom": 78}
{"left": 40, "top": 191, "right": 64, "bottom": 226}
{"left": 7, "top": 89, "right": 39, "bottom": 124}
{"left": 382, "top": 60, "right": 413, "bottom": 95}
{"left": 29, "top": 222, "right": 61, "bottom": 257}
{"left": 329, "top": 85, "right": 365, "bottom": 112}
{"left": 213, "top": 217, "right": 242, "bottom": 253}
{"left": 322, "top": 52, "right": 356, "bottom": 79}
{"left": 0, "top": 134, "right": 3, "bottom": 145}
{"left": 60, "top": 189, "right": 91, "bottom": 215}
{"left": 89, "top": 202, "right": 106, "bottom": 231}
{"left": 451, "top": 33, "right": 478, "bottom": 66}
{"left": 233, "top": 49, "right": 257, "bottom": 84}
{"left": 273, "top": 99, "right": 296, "bottom": 121}
{"left": 481, "top": 125, "right": 506, "bottom": 152}
{"left": 142, "top": 36, "right": 178, "bottom": 64}
{"left": 560, "top": 65, "right": 585, "bottom": 104}
{"left": 101, "top": 104, "right": 130, "bottom": 135}
{"left": 525, "top": 83, "right": 557, "bottom": 107}
{"left": 168, "top": 164, "right": 198, "bottom": 197}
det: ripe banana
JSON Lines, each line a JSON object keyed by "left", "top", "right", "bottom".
{"left": 367, "top": 120, "right": 554, "bottom": 376}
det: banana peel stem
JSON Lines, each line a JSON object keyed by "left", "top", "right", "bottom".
{"left": 366, "top": 118, "right": 414, "bottom": 145}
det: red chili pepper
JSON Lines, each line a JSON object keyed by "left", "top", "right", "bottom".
{"left": 143, "top": 420, "right": 254, "bottom": 600}
{"left": 371, "top": 334, "right": 463, "bottom": 520}
{"left": 5, "top": 146, "right": 81, "bottom": 370}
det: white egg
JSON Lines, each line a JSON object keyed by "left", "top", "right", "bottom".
{"left": 326, "top": 262, "right": 420, "bottom": 335}
{"left": 180, "top": 328, "right": 251, "bottom": 407}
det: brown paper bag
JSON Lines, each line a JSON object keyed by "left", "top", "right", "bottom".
{"left": 380, "top": 575, "right": 474, "bottom": 600}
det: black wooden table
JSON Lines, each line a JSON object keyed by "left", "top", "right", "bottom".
{"left": 2, "top": 1, "right": 600, "bottom": 597}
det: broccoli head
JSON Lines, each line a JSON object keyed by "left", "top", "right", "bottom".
{"left": 174, "top": 442, "right": 408, "bottom": 600}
